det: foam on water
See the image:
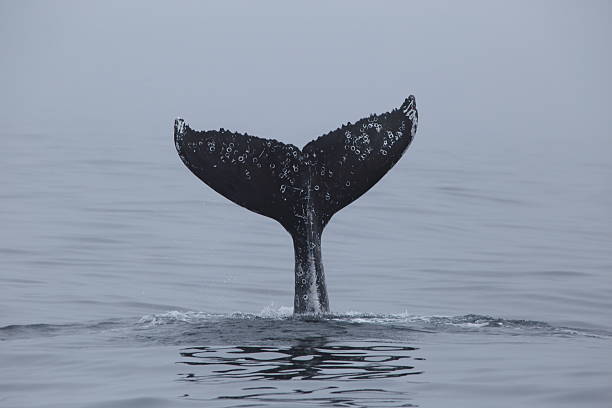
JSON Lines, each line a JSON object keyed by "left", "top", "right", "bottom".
{"left": 1, "top": 305, "right": 607, "bottom": 346}
{"left": 138, "top": 310, "right": 221, "bottom": 326}
{"left": 133, "top": 306, "right": 603, "bottom": 338}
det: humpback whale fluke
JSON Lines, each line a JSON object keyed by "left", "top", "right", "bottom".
{"left": 174, "top": 96, "right": 418, "bottom": 314}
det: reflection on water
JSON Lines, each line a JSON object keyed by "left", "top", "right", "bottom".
{"left": 177, "top": 337, "right": 422, "bottom": 407}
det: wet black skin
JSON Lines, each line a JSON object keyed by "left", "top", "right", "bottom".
{"left": 174, "top": 96, "right": 418, "bottom": 314}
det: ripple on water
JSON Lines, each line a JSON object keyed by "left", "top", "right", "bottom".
{"left": 1, "top": 308, "right": 605, "bottom": 343}
{"left": 177, "top": 339, "right": 421, "bottom": 407}
{"left": 0, "top": 309, "right": 609, "bottom": 407}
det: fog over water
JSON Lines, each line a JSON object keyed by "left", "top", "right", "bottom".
{"left": 1, "top": 1, "right": 611, "bottom": 407}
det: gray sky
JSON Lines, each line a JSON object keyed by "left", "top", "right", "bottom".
{"left": 1, "top": 0, "right": 611, "bottom": 155}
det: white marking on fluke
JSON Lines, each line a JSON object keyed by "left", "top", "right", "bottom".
{"left": 175, "top": 118, "right": 186, "bottom": 136}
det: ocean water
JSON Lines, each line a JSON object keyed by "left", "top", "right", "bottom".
{"left": 1, "top": 122, "right": 611, "bottom": 408}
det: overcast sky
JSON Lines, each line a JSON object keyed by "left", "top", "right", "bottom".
{"left": 1, "top": 0, "right": 610, "bottom": 157}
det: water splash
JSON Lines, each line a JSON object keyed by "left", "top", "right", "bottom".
{"left": 133, "top": 307, "right": 599, "bottom": 338}
{"left": 1, "top": 307, "right": 606, "bottom": 342}
{"left": 138, "top": 310, "right": 221, "bottom": 327}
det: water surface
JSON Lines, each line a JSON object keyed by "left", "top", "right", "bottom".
{"left": 1, "top": 125, "right": 611, "bottom": 407}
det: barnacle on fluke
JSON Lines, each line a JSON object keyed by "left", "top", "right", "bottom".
{"left": 174, "top": 96, "right": 418, "bottom": 314}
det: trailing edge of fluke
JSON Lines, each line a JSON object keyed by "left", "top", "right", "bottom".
{"left": 174, "top": 96, "right": 418, "bottom": 314}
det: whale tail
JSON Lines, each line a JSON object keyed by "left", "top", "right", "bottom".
{"left": 174, "top": 96, "right": 418, "bottom": 313}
